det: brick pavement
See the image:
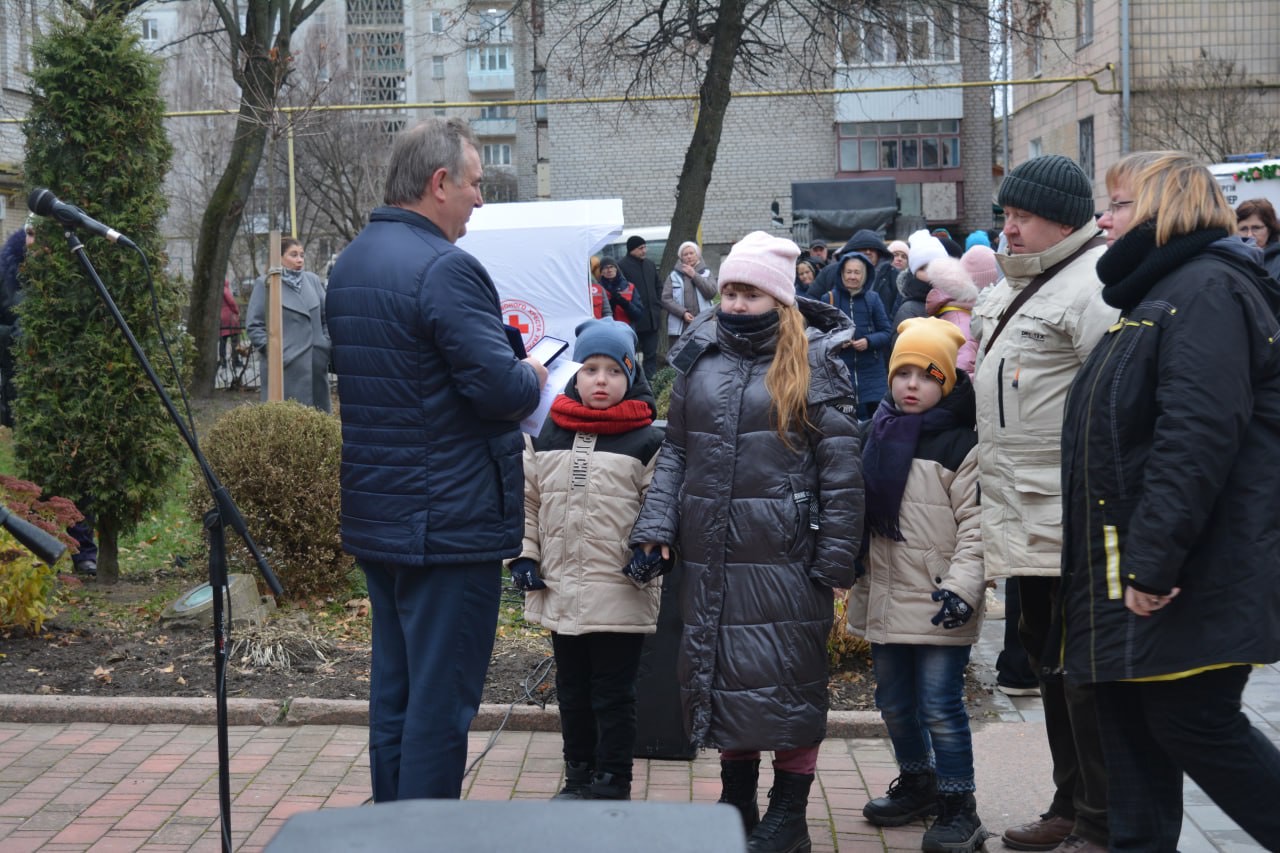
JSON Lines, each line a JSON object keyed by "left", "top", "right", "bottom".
{"left": 0, "top": 592, "right": 1276, "bottom": 851}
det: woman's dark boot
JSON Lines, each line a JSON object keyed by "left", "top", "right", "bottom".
{"left": 718, "top": 758, "right": 761, "bottom": 833}
{"left": 551, "top": 760, "right": 593, "bottom": 800}
{"left": 746, "top": 769, "right": 813, "bottom": 853}
{"left": 921, "top": 791, "right": 986, "bottom": 853}
{"left": 862, "top": 770, "right": 938, "bottom": 826}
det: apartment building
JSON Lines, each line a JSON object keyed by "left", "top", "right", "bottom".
{"left": 1006, "top": 0, "right": 1280, "bottom": 206}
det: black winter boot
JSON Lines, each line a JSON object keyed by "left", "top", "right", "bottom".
{"left": 717, "top": 759, "right": 761, "bottom": 834}
{"left": 583, "top": 770, "right": 631, "bottom": 800}
{"left": 552, "top": 760, "right": 594, "bottom": 800}
{"left": 862, "top": 771, "right": 938, "bottom": 826}
{"left": 921, "top": 791, "right": 986, "bottom": 853}
{"left": 746, "top": 770, "right": 813, "bottom": 853}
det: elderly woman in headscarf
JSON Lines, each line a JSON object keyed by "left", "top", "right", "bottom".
{"left": 661, "top": 241, "right": 717, "bottom": 347}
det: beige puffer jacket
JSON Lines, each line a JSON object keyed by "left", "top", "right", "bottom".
{"left": 518, "top": 413, "right": 665, "bottom": 636}
{"left": 847, "top": 377, "right": 985, "bottom": 646}
{"left": 971, "top": 225, "right": 1118, "bottom": 579}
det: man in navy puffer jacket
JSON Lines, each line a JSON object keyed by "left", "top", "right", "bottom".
{"left": 327, "top": 117, "right": 546, "bottom": 802}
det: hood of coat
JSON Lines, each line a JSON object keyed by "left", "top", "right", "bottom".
{"left": 841, "top": 229, "right": 889, "bottom": 258}
{"left": 1206, "top": 236, "right": 1280, "bottom": 316}
{"left": 668, "top": 296, "right": 854, "bottom": 401}
{"left": 922, "top": 257, "right": 979, "bottom": 314}
{"left": 835, "top": 252, "right": 877, "bottom": 295}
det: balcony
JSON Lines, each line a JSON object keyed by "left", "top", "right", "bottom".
{"left": 468, "top": 68, "right": 515, "bottom": 93}
{"left": 473, "top": 117, "right": 517, "bottom": 137}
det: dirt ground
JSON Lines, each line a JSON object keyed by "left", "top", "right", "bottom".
{"left": 0, "top": 572, "right": 997, "bottom": 716}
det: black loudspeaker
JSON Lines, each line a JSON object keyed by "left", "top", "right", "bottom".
{"left": 265, "top": 800, "right": 745, "bottom": 852}
{"left": 633, "top": 557, "right": 696, "bottom": 760}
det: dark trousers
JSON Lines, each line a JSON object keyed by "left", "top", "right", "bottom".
{"left": 1018, "top": 575, "right": 1108, "bottom": 845}
{"left": 1095, "top": 666, "right": 1280, "bottom": 851}
{"left": 996, "top": 577, "right": 1036, "bottom": 687}
{"left": 362, "top": 559, "right": 502, "bottom": 801}
{"left": 636, "top": 329, "right": 659, "bottom": 380}
{"left": 551, "top": 631, "right": 645, "bottom": 778}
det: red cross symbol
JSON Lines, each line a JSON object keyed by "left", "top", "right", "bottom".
{"left": 507, "top": 315, "right": 529, "bottom": 333}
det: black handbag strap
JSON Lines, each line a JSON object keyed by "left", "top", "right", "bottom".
{"left": 983, "top": 235, "right": 1105, "bottom": 356}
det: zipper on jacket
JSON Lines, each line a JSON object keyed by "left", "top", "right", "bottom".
{"left": 996, "top": 357, "right": 1007, "bottom": 428}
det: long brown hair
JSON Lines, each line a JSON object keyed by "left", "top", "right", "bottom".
{"left": 766, "top": 302, "right": 813, "bottom": 447}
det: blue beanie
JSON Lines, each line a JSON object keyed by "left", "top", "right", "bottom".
{"left": 965, "top": 230, "right": 992, "bottom": 250}
{"left": 573, "top": 319, "right": 638, "bottom": 387}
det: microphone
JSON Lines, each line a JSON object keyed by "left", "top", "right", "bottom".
{"left": 27, "top": 188, "right": 137, "bottom": 249}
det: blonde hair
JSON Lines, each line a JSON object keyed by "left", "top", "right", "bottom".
{"left": 1127, "top": 152, "right": 1237, "bottom": 246}
{"left": 766, "top": 303, "right": 813, "bottom": 447}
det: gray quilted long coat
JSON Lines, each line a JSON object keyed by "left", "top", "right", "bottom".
{"left": 630, "top": 299, "right": 864, "bottom": 751}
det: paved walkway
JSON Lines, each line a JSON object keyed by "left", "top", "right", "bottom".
{"left": 1, "top": 585, "right": 1277, "bottom": 851}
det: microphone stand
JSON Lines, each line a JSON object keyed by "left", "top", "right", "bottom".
{"left": 58, "top": 230, "right": 283, "bottom": 853}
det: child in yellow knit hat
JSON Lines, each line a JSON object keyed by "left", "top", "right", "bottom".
{"left": 847, "top": 317, "right": 988, "bottom": 851}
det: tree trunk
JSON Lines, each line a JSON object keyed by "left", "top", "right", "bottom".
{"left": 656, "top": 0, "right": 751, "bottom": 282}
{"left": 188, "top": 58, "right": 286, "bottom": 394}
{"left": 95, "top": 515, "right": 121, "bottom": 586}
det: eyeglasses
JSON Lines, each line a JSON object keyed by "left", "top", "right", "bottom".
{"left": 1239, "top": 224, "right": 1268, "bottom": 234}
{"left": 1107, "top": 200, "right": 1134, "bottom": 215}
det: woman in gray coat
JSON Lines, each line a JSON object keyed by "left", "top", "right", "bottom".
{"left": 632, "top": 231, "right": 863, "bottom": 853}
{"left": 247, "top": 237, "right": 332, "bottom": 412}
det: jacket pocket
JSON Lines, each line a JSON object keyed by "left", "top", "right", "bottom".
{"left": 787, "top": 473, "right": 818, "bottom": 557}
{"left": 488, "top": 433, "right": 524, "bottom": 530}
{"left": 1011, "top": 450, "right": 1062, "bottom": 552}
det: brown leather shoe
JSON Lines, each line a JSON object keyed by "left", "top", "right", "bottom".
{"left": 1002, "top": 812, "right": 1073, "bottom": 851}
{"left": 1051, "top": 836, "right": 1106, "bottom": 852}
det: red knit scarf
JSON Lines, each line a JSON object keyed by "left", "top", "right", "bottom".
{"left": 549, "top": 395, "right": 654, "bottom": 434}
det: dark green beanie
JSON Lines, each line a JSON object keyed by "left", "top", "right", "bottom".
{"left": 997, "top": 154, "right": 1094, "bottom": 229}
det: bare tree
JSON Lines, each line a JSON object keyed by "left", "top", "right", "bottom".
{"left": 1127, "top": 50, "right": 1280, "bottom": 162}
{"left": 481, "top": 0, "right": 1005, "bottom": 277}
{"left": 185, "top": 0, "right": 326, "bottom": 395}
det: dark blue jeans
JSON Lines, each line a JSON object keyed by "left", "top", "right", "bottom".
{"left": 871, "top": 642, "right": 975, "bottom": 791}
{"left": 1095, "top": 666, "right": 1280, "bottom": 851}
{"left": 362, "top": 559, "right": 502, "bottom": 801}
{"left": 551, "top": 631, "right": 645, "bottom": 778}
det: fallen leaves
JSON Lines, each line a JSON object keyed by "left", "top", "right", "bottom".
{"left": 92, "top": 666, "right": 113, "bottom": 684}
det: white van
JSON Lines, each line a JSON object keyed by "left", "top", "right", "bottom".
{"left": 599, "top": 226, "right": 670, "bottom": 265}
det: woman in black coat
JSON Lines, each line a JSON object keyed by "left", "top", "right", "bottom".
{"left": 1059, "top": 151, "right": 1280, "bottom": 850}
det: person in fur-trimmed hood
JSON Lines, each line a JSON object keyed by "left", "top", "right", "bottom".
{"left": 922, "top": 256, "right": 980, "bottom": 376}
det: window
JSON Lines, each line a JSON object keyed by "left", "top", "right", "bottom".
{"left": 469, "top": 10, "right": 512, "bottom": 44}
{"left": 473, "top": 45, "right": 511, "bottom": 71}
{"left": 433, "top": 100, "right": 446, "bottom": 117}
{"left": 1030, "top": 25, "right": 1043, "bottom": 76}
{"left": 432, "top": 55, "right": 445, "bottom": 79}
{"left": 140, "top": 18, "right": 159, "bottom": 42}
{"left": 482, "top": 144, "right": 512, "bottom": 166}
{"left": 1029, "top": 137, "right": 1043, "bottom": 158}
{"left": 1078, "top": 116, "right": 1095, "bottom": 180}
{"left": 532, "top": 68, "right": 548, "bottom": 122}
{"left": 429, "top": 11, "right": 445, "bottom": 33}
{"left": 840, "top": 4, "right": 958, "bottom": 66}
{"left": 837, "top": 120, "right": 962, "bottom": 172}
{"left": 1077, "top": 0, "right": 1094, "bottom": 48}
{"left": 479, "top": 103, "right": 512, "bottom": 119}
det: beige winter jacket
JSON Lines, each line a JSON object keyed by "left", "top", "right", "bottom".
{"left": 847, "top": 434, "right": 985, "bottom": 646}
{"left": 971, "top": 225, "right": 1118, "bottom": 578}
{"left": 519, "top": 427, "right": 663, "bottom": 635}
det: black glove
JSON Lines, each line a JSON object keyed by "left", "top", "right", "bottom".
{"left": 930, "top": 589, "right": 974, "bottom": 629}
{"left": 622, "top": 546, "right": 673, "bottom": 588}
{"left": 509, "top": 558, "right": 546, "bottom": 591}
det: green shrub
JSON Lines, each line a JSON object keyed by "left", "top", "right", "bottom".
{"left": 191, "top": 401, "right": 350, "bottom": 601}
{"left": 0, "top": 475, "right": 83, "bottom": 633}
{"left": 651, "top": 366, "right": 677, "bottom": 421}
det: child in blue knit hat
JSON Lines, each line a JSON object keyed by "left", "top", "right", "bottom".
{"left": 507, "top": 318, "right": 665, "bottom": 800}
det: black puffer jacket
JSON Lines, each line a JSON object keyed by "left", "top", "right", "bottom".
{"left": 1058, "top": 227, "right": 1280, "bottom": 684}
{"left": 630, "top": 299, "right": 864, "bottom": 750}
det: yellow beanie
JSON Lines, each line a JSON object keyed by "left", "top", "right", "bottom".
{"left": 889, "top": 317, "right": 968, "bottom": 395}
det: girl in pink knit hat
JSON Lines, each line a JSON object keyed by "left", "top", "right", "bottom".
{"left": 632, "top": 231, "right": 865, "bottom": 853}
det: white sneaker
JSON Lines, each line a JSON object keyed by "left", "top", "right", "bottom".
{"left": 998, "top": 683, "right": 1041, "bottom": 697}
{"left": 984, "top": 587, "right": 1005, "bottom": 620}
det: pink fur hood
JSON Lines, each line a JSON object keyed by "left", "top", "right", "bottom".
{"left": 924, "top": 256, "right": 980, "bottom": 314}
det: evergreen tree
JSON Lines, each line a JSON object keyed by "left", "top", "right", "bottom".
{"left": 18, "top": 6, "right": 185, "bottom": 585}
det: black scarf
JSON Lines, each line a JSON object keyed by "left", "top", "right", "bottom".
{"left": 1096, "top": 223, "right": 1228, "bottom": 311}
{"left": 862, "top": 397, "right": 960, "bottom": 541}
{"left": 716, "top": 309, "right": 779, "bottom": 337}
